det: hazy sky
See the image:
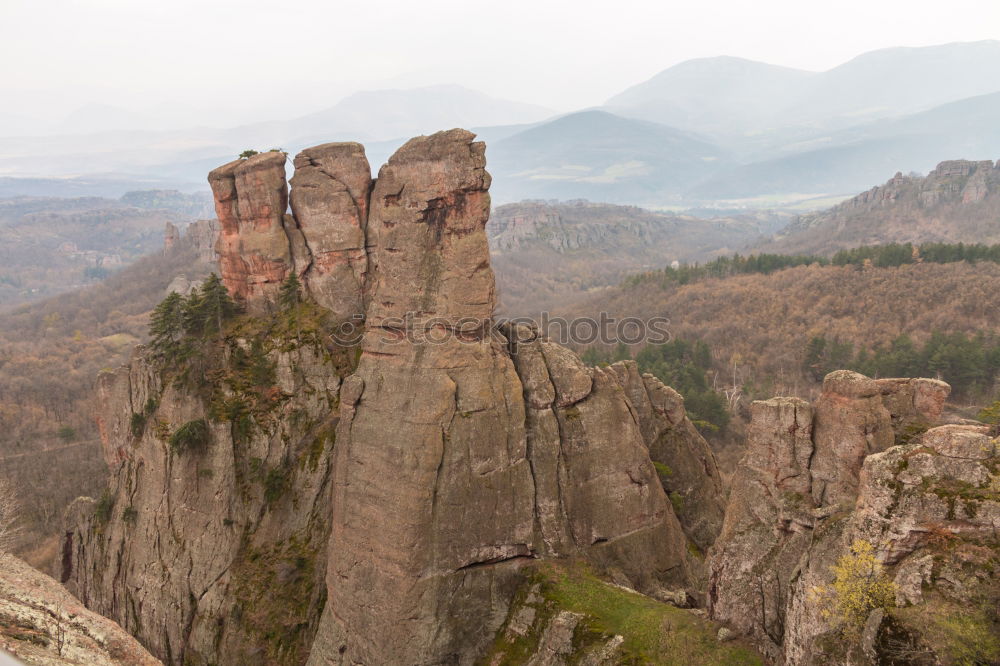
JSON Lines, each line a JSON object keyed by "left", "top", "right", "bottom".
{"left": 2, "top": 0, "right": 998, "bottom": 130}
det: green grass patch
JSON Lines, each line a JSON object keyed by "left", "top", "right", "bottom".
{"left": 483, "top": 562, "right": 762, "bottom": 665}
{"left": 653, "top": 461, "right": 674, "bottom": 478}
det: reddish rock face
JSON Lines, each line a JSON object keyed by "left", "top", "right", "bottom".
{"left": 810, "top": 370, "right": 895, "bottom": 507}
{"left": 208, "top": 151, "right": 292, "bottom": 304}
{"left": 307, "top": 131, "right": 704, "bottom": 664}
{"left": 75, "top": 130, "right": 717, "bottom": 666}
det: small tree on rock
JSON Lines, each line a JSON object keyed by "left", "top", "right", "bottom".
{"left": 278, "top": 272, "right": 302, "bottom": 310}
{"left": 150, "top": 291, "right": 186, "bottom": 357}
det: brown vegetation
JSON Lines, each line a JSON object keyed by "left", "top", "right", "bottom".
{"left": 0, "top": 196, "right": 196, "bottom": 307}
{"left": 0, "top": 478, "right": 20, "bottom": 552}
{"left": 0, "top": 235, "right": 212, "bottom": 565}
{"left": 562, "top": 261, "right": 1000, "bottom": 404}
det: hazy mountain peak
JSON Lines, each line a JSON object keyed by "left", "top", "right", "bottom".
{"left": 606, "top": 40, "right": 1000, "bottom": 139}
{"left": 289, "top": 85, "right": 555, "bottom": 142}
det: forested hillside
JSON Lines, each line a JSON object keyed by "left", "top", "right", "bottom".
{"left": 0, "top": 232, "right": 212, "bottom": 566}
{"left": 0, "top": 192, "right": 208, "bottom": 307}
{"left": 566, "top": 260, "right": 1000, "bottom": 410}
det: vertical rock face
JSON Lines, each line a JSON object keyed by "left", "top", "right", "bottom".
{"left": 708, "top": 397, "right": 817, "bottom": 662}
{"left": 66, "top": 338, "right": 343, "bottom": 665}
{"left": 163, "top": 221, "right": 180, "bottom": 254}
{"left": 310, "top": 130, "right": 704, "bottom": 664}
{"left": 310, "top": 130, "right": 535, "bottom": 664}
{"left": 809, "top": 370, "right": 894, "bottom": 507}
{"left": 288, "top": 143, "right": 371, "bottom": 320}
{"left": 364, "top": 130, "right": 495, "bottom": 328}
{"left": 209, "top": 151, "right": 293, "bottom": 304}
{"left": 69, "top": 129, "right": 720, "bottom": 666}
{"left": 707, "top": 371, "right": 964, "bottom": 664}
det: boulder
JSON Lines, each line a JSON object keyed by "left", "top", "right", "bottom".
{"left": 0, "top": 552, "right": 160, "bottom": 665}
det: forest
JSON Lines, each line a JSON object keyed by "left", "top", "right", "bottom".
{"left": 624, "top": 241, "right": 1000, "bottom": 290}
{"left": 804, "top": 331, "right": 1000, "bottom": 399}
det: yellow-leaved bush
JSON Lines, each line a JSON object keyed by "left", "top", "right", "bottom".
{"left": 811, "top": 539, "right": 896, "bottom": 639}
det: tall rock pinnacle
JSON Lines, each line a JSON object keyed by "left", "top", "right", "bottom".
{"left": 66, "top": 129, "right": 723, "bottom": 666}
{"left": 289, "top": 143, "right": 371, "bottom": 320}
{"left": 208, "top": 151, "right": 293, "bottom": 304}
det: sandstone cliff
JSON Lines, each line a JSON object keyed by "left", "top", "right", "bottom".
{"left": 65, "top": 130, "right": 726, "bottom": 666}
{"left": 0, "top": 551, "right": 160, "bottom": 665}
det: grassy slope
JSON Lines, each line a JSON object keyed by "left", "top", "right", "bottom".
{"left": 483, "top": 562, "right": 762, "bottom": 665}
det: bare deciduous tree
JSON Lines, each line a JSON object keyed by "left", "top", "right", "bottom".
{"left": 0, "top": 477, "right": 22, "bottom": 552}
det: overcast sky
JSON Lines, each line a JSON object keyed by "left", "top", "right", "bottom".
{"left": 2, "top": 0, "right": 998, "bottom": 131}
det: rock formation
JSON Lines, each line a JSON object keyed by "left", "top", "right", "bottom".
{"left": 66, "top": 130, "right": 725, "bottom": 666}
{"left": 0, "top": 552, "right": 160, "bottom": 665}
{"left": 706, "top": 370, "right": 1000, "bottom": 665}
{"left": 485, "top": 200, "right": 781, "bottom": 315}
{"left": 209, "top": 151, "right": 294, "bottom": 305}
{"left": 288, "top": 143, "right": 371, "bottom": 321}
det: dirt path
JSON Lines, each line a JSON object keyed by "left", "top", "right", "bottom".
{"left": 0, "top": 440, "right": 97, "bottom": 464}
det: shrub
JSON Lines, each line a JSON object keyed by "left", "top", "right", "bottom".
{"left": 57, "top": 425, "right": 77, "bottom": 442}
{"left": 169, "top": 419, "right": 211, "bottom": 454}
{"left": 264, "top": 466, "right": 291, "bottom": 504}
{"left": 94, "top": 490, "right": 115, "bottom": 524}
{"left": 816, "top": 540, "right": 895, "bottom": 639}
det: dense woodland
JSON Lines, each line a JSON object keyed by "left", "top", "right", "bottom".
{"left": 624, "top": 242, "right": 1000, "bottom": 289}
{"left": 570, "top": 260, "right": 1000, "bottom": 413}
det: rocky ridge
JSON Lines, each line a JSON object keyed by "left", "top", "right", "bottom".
{"left": 486, "top": 200, "right": 782, "bottom": 314}
{"left": 762, "top": 159, "right": 1000, "bottom": 255}
{"left": 61, "top": 130, "right": 1000, "bottom": 666}
{"left": 64, "top": 130, "right": 727, "bottom": 665}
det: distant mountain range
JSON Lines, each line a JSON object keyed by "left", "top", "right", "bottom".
{"left": 606, "top": 41, "right": 1000, "bottom": 141}
{"left": 2, "top": 41, "right": 999, "bottom": 207}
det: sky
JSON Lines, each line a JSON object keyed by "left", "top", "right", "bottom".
{"left": 1, "top": 0, "right": 999, "bottom": 133}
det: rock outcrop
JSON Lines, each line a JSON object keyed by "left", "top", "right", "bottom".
{"left": 288, "top": 143, "right": 371, "bottom": 320}
{"left": 708, "top": 371, "right": 1000, "bottom": 664}
{"left": 209, "top": 151, "right": 294, "bottom": 305}
{"left": 66, "top": 130, "right": 725, "bottom": 666}
{"left": 485, "top": 200, "right": 782, "bottom": 315}
{"left": 68, "top": 331, "right": 340, "bottom": 664}
{"left": 0, "top": 552, "right": 160, "bottom": 665}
